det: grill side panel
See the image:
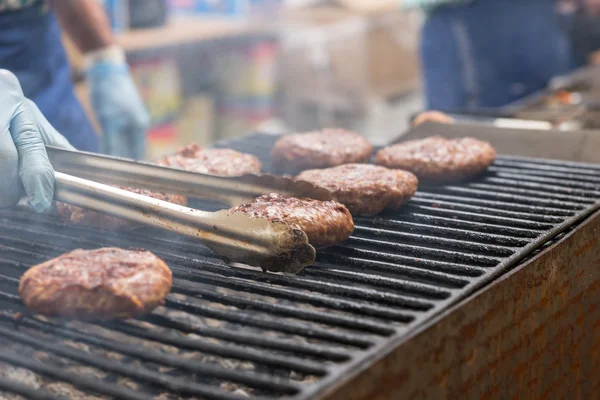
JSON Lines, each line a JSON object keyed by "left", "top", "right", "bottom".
{"left": 314, "top": 210, "right": 600, "bottom": 400}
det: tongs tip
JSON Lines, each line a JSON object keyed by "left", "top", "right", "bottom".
{"left": 258, "top": 225, "right": 315, "bottom": 274}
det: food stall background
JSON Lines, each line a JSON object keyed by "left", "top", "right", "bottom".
{"left": 63, "top": 0, "right": 424, "bottom": 160}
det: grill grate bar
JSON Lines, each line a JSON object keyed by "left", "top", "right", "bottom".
{"left": 307, "top": 262, "right": 468, "bottom": 291}
{"left": 440, "top": 185, "right": 588, "bottom": 207}
{"left": 0, "top": 286, "right": 342, "bottom": 377}
{"left": 354, "top": 217, "right": 533, "bottom": 246}
{"left": 466, "top": 183, "right": 594, "bottom": 204}
{"left": 186, "top": 261, "right": 436, "bottom": 309}
{"left": 106, "top": 319, "right": 331, "bottom": 375}
{"left": 2, "top": 313, "right": 301, "bottom": 394}
{"left": 414, "top": 192, "right": 574, "bottom": 216}
{"left": 345, "top": 236, "right": 504, "bottom": 266}
{"left": 0, "top": 289, "right": 20, "bottom": 303}
{"left": 160, "top": 296, "right": 375, "bottom": 348}
{"left": 0, "top": 322, "right": 282, "bottom": 400}
{"left": 401, "top": 213, "right": 542, "bottom": 237}
{"left": 143, "top": 314, "right": 351, "bottom": 361}
{"left": 319, "top": 248, "right": 487, "bottom": 277}
{"left": 351, "top": 227, "right": 517, "bottom": 256}
{"left": 484, "top": 175, "right": 600, "bottom": 195}
{"left": 171, "top": 279, "right": 412, "bottom": 328}
{"left": 0, "top": 376, "right": 67, "bottom": 400}
{"left": 406, "top": 204, "right": 557, "bottom": 230}
{"left": 494, "top": 155, "right": 600, "bottom": 171}
{"left": 0, "top": 272, "right": 19, "bottom": 284}
{"left": 166, "top": 258, "right": 435, "bottom": 311}
{"left": 409, "top": 197, "right": 566, "bottom": 223}
{"left": 0, "top": 349, "right": 151, "bottom": 400}
{"left": 172, "top": 275, "right": 422, "bottom": 320}
{"left": 488, "top": 166, "right": 600, "bottom": 183}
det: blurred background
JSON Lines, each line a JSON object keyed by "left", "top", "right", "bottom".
{"left": 62, "top": 0, "right": 600, "bottom": 159}
{"left": 63, "top": 0, "right": 422, "bottom": 159}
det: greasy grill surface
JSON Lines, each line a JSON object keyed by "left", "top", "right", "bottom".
{"left": 0, "top": 133, "right": 599, "bottom": 399}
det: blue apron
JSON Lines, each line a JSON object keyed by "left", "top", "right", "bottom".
{"left": 420, "top": 0, "right": 576, "bottom": 112}
{"left": 0, "top": 4, "right": 99, "bottom": 152}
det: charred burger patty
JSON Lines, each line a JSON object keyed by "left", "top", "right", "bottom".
{"left": 229, "top": 193, "right": 354, "bottom": 248}
{"left": 159, "top": 143, "right": 262, "bottom": 176}
{"left": 296, "top": 164, "right": 418, "bottom": 216}
{"left": 19, "top": 248, "right": 172, "bottom": 320}
{"left": 271, "top": 129, "right": 373, "bottom": 174}
{"left": 375, "top": 136, "right": 496, "bottom": 183}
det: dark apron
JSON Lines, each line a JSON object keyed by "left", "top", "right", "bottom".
{"left": 0, "top": 4, "right": 99, "bottom": 152}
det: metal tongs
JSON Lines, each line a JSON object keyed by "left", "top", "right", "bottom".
{"left": 47, "top": 146, "right": 334, "bottom": 274}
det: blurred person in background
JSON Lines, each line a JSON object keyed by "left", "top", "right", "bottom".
{"left": 337, "top": 0, "right": 596, "bottom": 112}
{"left": 557, "top": 0, "right": 600, "bottom": 67}
{"left": 0, "top": 0, "right": 149, "bottom": 158}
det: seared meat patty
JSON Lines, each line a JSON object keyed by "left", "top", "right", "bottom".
{"left": 375, "top": 136, "right": 496, "bottom": 183}
{"left": 296, "top": 164, "right": 418, "bottom": 216}
{"left": 56, "top": 188, "right": 187, "bottom": 230}
{"left": 229, "top": 193, "right": 354, "bottom": 248}
{"left": 271, "top": 129, "right": 373, "bottom": 173}
{"left": 19, "top": 248, "right": 172, "bottom": 320}
{"left": 159, "top": 143, "right": 262, "bottom": 176}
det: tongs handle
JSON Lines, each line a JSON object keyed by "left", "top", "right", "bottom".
{"left": 53, "top": 172, "right": 315, "bottom": 273}
{"left": 46, "top": 146, "right": 332, "bottom": 205}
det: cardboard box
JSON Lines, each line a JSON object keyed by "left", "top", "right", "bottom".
{"left": 280, "top": 7, "right": 422, "bottom": 114}
{"left": 367, "top": 12, "right": 422, "bottom": 98}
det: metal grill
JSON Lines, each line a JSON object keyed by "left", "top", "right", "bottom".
{"left": 0, "top": 133, "right": 599, "bottom": 400}
{"left": 503, "top": 66, "right": 600, "bottom": 129}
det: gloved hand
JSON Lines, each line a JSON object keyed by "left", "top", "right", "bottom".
{"left": 85, "top": 46, "right": 150, "bottom": 160}
{"left": 0, "top": 69, "right": 75, "bottom": 213}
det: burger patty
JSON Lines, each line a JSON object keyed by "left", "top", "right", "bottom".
{"left": 19, "top": 248, "right": 172, "bottom": 320}
{"left": 159, "top": 143, "right": 262, "bottom": 176}
{"left": 296, "top": 164, "right": 418, "bottom": 216}
{"left": 56, "top": 188, "right": 188, "bottom": 230}
{"left": 375, "top": 136, "right": 496, "bottom": 183}
{"left": 229, "top": 193, "right": 354, "bottom": 248}
{"left": 271, "top": 129, "right": 373, "bottom": 174}
{"left": 412, "top": 111, "right": 454, "bottom": 127}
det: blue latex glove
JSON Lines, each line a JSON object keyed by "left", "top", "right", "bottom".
{"left": 0, "top": 69, "right": 75, "bottom": 213}
{"left": 86, "top": 57, "right": 150, "bottom": 160}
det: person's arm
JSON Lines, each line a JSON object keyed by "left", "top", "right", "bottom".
{"left": 51, "top": 0, "right": 114, "bottom": 53}
{"left": 49, "top": 0, "right": 150, "bottom": 160}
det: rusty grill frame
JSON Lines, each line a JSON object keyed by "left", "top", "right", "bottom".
{"left": 0, "top": 133, "right": 599, "bottom": 399}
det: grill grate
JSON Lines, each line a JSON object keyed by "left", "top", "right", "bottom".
{"left": 0, "top": 133, "right": 599, "bottom": 399}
